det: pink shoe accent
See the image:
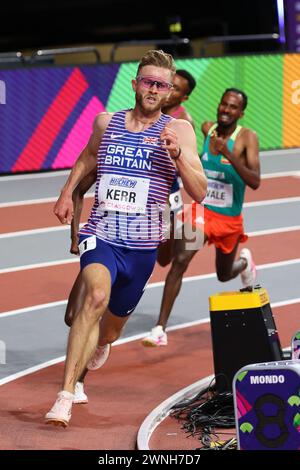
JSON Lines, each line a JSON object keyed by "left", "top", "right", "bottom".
{"left": 141, "top": 326, "right": 168, "bottom": 347}
{"left": 45, "top": 391, "right": 74, "bottom": 427}
{"left": 87, "top": 344, "right": 111, "bottom": 371}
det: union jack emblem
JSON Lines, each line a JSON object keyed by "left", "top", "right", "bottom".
{"left": 143, "top": 136, "right": 158, "bottom": 144}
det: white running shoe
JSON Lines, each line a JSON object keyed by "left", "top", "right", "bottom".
{"left": 87, "top": 344, "right": 111, "bottom": 371}
{"left": 240, "top": 248, "right": 257, "bottom": 287}
{"left": 141, "top": 325, "right": 168, "bottom": 347}
{"left": 45, "top": 390, "right": 74, "bottom": 427}
{"left": 73, "top": 382, "right": 88, "bottom": 404}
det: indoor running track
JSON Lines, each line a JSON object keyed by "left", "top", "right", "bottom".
{"left": 0, "top": 148, "right": 299, "bottom": 449}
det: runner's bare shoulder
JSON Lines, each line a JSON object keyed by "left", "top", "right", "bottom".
{"left": 168, "top": 117, "right": 193, "bottom": 133}
{"left": 238, "top": 127, "right": 259, "bottom": 144}
{"left": 87, "top": 112, "right": 114, "bottom": 150}
{"left": 201, "top": 121, "right": 214, "bottom": 137}
{"left": 94, "top": 112, "right": 114, "bottom": 137}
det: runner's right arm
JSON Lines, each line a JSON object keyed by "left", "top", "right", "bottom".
{"left": 178, "top": 108, "right": 195, "bottom": 129}
{"left": 163, "top": 119, "right": 207, "bottom": 203}
{"left": 54, "top": 112, "right": 112, "bottom": 224}
{"left": 70, "top": 169, "right": 97, "bottom": 255}
{"left": 201, "top": 121, "right": 214, "bottom": 138}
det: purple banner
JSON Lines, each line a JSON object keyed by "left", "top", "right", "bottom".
{"left": 285, "top": 0, "right": 300, "bottom": 51}
{"left": 0, "top": 63, "right": 120, "bottom": 174}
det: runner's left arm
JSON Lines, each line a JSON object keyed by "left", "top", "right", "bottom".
{"left": 161, "top": 120, "right": 207, "bottom": 203}
{"left": 70, "top": 169, "right": 97, "bottom": 255}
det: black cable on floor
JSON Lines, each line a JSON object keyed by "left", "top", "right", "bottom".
{"left": 170, "top": 376, "right": 236, "bottom": 450}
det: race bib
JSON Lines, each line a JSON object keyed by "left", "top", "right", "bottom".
{"left": 78, "top": 235, "right": 96, "bottom": 256}
{"left": 169, "top": 189, "right": 183, "bottom": 212}
{"left": 98, "top": 174, "right": 150, "bottom": 214}
{"left": 203, "top": 179, "right": 233, "bottom": 208}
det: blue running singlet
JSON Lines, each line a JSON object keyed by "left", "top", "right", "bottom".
{"left": 79, "top": 110, "right": 176, "bottom": 249}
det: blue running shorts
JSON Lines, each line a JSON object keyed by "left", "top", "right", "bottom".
{"left": 78, "top": 235, "right": 157, "bottom": 317}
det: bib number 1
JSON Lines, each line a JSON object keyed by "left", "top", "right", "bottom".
{"left": 78, "top": 235, "right": 97, "bottom": 256}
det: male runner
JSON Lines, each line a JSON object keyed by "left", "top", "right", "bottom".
{"left": 142, "top": 88, "right": 260, "bottom": 347}
{"left": 69, "top": 69, "right": 197, "bottom": 258}
{"left": 45, "top": 50, "right": 207, "bottom": 427}
{"left": 65, "top": 69, "right": 197, "bottom": 404}
{"left": 156, "top": 69, "right": 196, "bottom": 267}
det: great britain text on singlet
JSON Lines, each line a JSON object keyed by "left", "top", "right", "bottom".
{"left": 104, "top": 144, "right": 153, "bottom": 170}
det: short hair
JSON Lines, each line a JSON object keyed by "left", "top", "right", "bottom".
{"left": 222, "top": 88, "right": 248, "bottom": 110}
{"left": 137, "top": 50, "right": 176, "bottom": 77}
{"left": 176, "top": 69, "right": 196, "bottom": 95}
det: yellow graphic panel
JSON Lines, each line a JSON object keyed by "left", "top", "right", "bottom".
{"left": 283, "top": 54, "right": 300, "bottom": 147}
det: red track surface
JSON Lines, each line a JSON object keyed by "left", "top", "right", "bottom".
{"left": 0, "top": 174, "right": 299, "bottom": 449}
{"left": 1, "top": 229, "right": 299, "bottom": 313}
{"left": 0, "top": 304, "right": 298, "bottom": 450}
{"left": 1, "top": 176, "right": 299, "bottom": 234}
{"left": 150, "top": 304, "right": 300, "bottom": 450}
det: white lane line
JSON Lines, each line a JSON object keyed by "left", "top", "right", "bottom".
{"left": 0, "top": 296, "right": 299, "bottom": 386}
{"left": 1, "top": 225, "right": 300, "bottom": 242}
{"left": 1, "top": 195, "right": 300, "bottom": 239}
{"left": 1, "top": 168, "right": 300, "bottom": 208}
{"left": 244, "top": 196, "right": 300, "bottom": 207}
{"left": 248, "top": 225, "right": 300, "bottom": 236}
{"left": 1, "top": 250, "right": 300, "bottom": 319}
{"left": 0, "top": 170, "right": 70, "bottom": 181}
{"left": 0, "top": 223, "right": 85, "bottom": 239}
{"left": 147, "top": 258, "right": 300, "bottom": 289}
{"left": 0, "top": 193, "right": 94, "bottom": 208}
{"left": 0, "top": 300, "right": 67, "bottom": 318}
{"left": 0, "top": 357, "right": 66, "bottom": 386}
{"left": 271, "top": 297, "right": 300, "bottom": 308}
{"left": 0, "top": 197, "right": 57, "bottom": 207}
{"left": 0, "top": 185, "right": 300, "bottom": 209}
{"left": 260, "top": 148, "right": 300, "bottom": 156}
{"left": 0, "top": 197, "right": 58, "bottom": 208}
{"left": 262, "top": 171, "right": 300, "bottom": 179}
{"left": 1, "top": 231, "right": 300, "bottom": 275}
{"left": 0, "top": 298, "right": 212, "bottom": 323}
{"left": 0, "top": 180, "right": 300, "bottom": 209}
{"left": 0, "top": 258, "right": 79, "bottom": 275}
{"left": 0, "top": 149, "right": 297, "bottom": 184}
{"left": 0, "top": 225, "right": 70, "bottom": 238}
{"left": 256, "top": 258, "right": 300, "bottom": 270}
{"left": 1, "top": 181, "right": 299, "bottom": 208}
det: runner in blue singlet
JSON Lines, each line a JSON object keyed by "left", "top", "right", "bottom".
{"left": 45, "top": 50, "right": 207, "bottom": 427}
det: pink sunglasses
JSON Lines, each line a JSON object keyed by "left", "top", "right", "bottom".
{"left": 136, "top": 76, "right": 173, "bottom": 92}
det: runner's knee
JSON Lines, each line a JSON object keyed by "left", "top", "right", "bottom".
{"left": 172, "top": 252, "right": 191, "bottom": 274}
{"left": 84, "top": 287, "right": 109, "bottom": 318}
